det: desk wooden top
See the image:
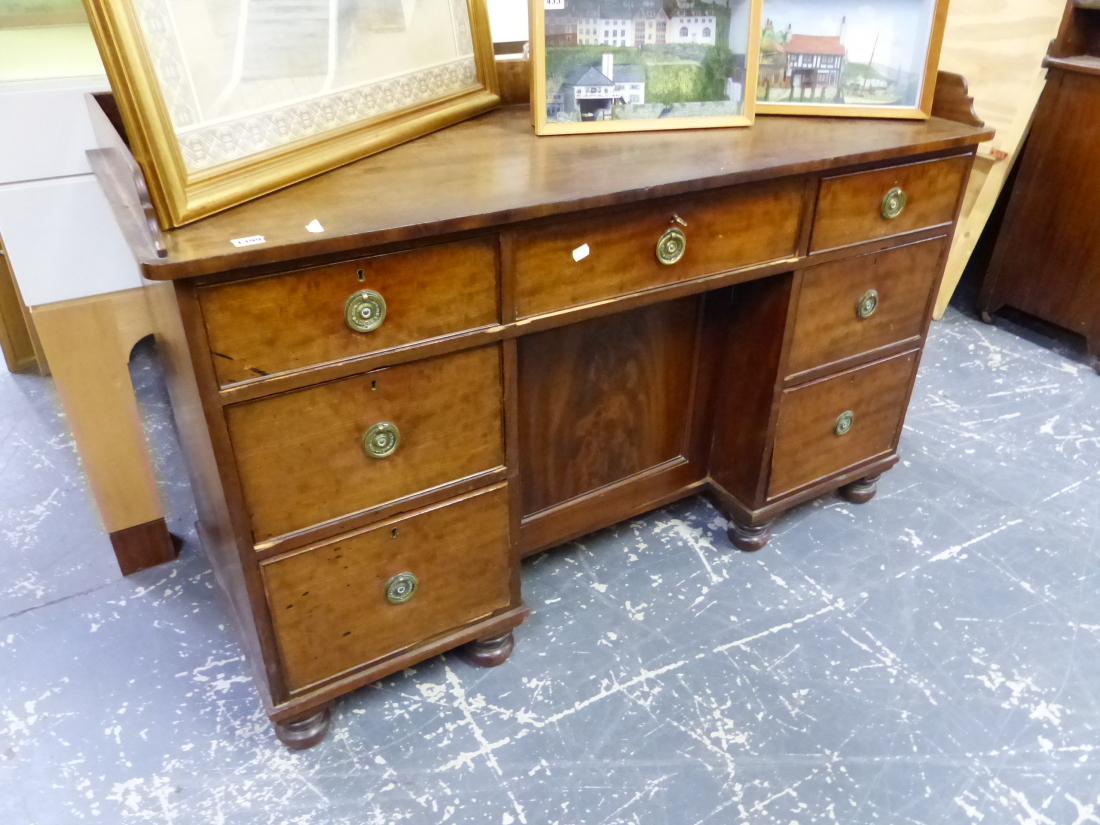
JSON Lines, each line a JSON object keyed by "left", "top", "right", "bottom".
{"left": 124, "top": 106, "right": 992, "bottom": 280}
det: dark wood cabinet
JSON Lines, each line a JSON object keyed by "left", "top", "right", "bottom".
{"left": 90, "top": 87, "right": 989, "bottom": 748}
{"left": 979, "top": 1, "right": 1100, "bottom": 366}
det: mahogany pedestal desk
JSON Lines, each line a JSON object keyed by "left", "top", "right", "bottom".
{"left": 91, "top": 90, "right": 991, "bottom": 748}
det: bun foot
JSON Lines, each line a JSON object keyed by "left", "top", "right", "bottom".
{"left": 273, "top": 707, "right": 331, "bottom": 750}
{"left": 457, "top": 632, "right": 515, "bottom": 668}
{"left": 979, "top": 311, "right": 994, "bottom": 325}
{"left": 728, "top": 518, "right": 771, "bottom": 552}
{"left": 840, "top": 475, "right": 880, "bottom": 504}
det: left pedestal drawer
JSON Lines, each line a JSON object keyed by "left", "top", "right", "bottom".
{"left": 262, "top": 485, "right": 513, "bottom": 693}
{"left": 226, "top": 345, "right": 505, "bottom": 543}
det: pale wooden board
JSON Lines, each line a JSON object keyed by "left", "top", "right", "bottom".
{"left": 933, "top": 0, "right": 1066, "bottom": 318}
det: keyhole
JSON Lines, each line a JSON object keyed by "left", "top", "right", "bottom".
{"left": 371, "top": 380, "right": 377, "bottom": 391}
{"left": 392, "top": 528, "right": 398, "bottom": 538}
{"left": 357, "top": 269, "right": 365, "bottom": 282}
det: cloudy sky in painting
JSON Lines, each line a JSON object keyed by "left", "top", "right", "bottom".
{"left": 763, "top": 0, "right": 936, "bottom": 76}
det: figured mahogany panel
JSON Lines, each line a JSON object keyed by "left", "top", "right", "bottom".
{"left": 226, "top": 346, "right": 504, "bottom": 542}
{"left": 513, "top": 180, "right": 803, "bottom": 317}
{"left": 811, "top": 155, "right": 970, "bottom": 253}
{"left": 263, "top": 485, "right": 512, "bottom": 692}
{"left": 708, "top": 274, "right": 795, "bottom": 508}
{"left": 786, "top": 238, "right": 946, "bottom": 377}
{"left": 517, "top": 298, "right": 700, "bottom": 516}
{"left": 198, "top": 238, "right": 499, "bottom": 386}
{"left": 768, "top": 351, "right": 918, "bottom": 499}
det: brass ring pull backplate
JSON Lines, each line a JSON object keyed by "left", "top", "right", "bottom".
{"left": 345, "top": 289, "right": 387, "bottom": 333}
{"left": 857, "top": 289, "right": 879, "bottom": 320}
{"left": 656, "top": 227, "right": 687, "bottom": 265}
{"left": 385, "top": 572, "right": 418, "bottom": 604}
{"left": 881, "top": 187, "right": 907, "bottom": 220}
{"left": 834, "top": 411, "right": 855, "bottom": 437}
{"left": 363, "top": 421, "right": 400, "bottom": 458}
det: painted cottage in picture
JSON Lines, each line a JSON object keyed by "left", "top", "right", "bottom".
{"left": 561, "top": 53, "right": 646, "bottom": 119}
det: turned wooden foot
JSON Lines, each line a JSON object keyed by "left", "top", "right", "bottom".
{"left": 457, "top": 632, "right": 515, "bottom": 667}
{"left": 272, "top": 707, "right": 331, "bottom": 750}
{"left": 840, "top": 475, "right": 880, "bottom": 504}
{"left": 979, "top": 310, "right": 995, "bottom": 325}
{"left": 728, "top": 518, "right": 771, "bottom": 552}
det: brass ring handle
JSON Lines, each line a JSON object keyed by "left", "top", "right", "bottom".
{"left": 345, "top": 289, "right": 387, "bottom": 333}
{"left": 857, "top": 289, "right": 879, "bottom": 320}
{"left": 881, "top": 187, "right": 907, "bottom": 220}
{"left": 363, "top": 421, "right": 400, "bottom": 458}
{"left": 834, "top": 411, "right": 854, "bottom": 437}
{"left": 385, "top": 572, "right": 418, "bottom": 604}
{"left": 656, "top": 227, "right": 687, "bottom": 266}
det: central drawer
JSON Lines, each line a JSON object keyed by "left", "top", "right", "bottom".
{"left": 226, "top": 345, "right": 505, "bottom": 543}
{"left": 263, "top": 485, "right": 512, "bottom": 693}
{"left": 513, "top": 179, "right": 804, "bottom": 318}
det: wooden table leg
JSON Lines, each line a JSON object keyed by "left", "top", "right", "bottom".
{"left": 30, "top": 288, "right": 177, "bottom": 576}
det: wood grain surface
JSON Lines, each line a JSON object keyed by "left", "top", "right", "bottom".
{"left": 811, "top": 155, "right": 971, "bottom": 253}
{"left": 263, "top": 485, "right": 512, "bottom": 692}
{"left": 199, "top": 238, "right": 499, "bottom": 386}
{"left": 120, "top": 107, "right": 991, "bottom": 279}
{"left": 226, "top": 346, "right": 505, "bottom": 542}
{"left": 517, "top": 298, "right": 700, "bottom": 516}
{"left": 513, "top": 180, "right": 803, "bottom": 317}
{"left": 768, "top": 351, "right": 918, "bottom": 499}
{"left": 786, "top": 238, "right": 946, "bottom": 377}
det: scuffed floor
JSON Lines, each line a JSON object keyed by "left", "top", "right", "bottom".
{"left": 1, "top": 305, "right": 1099, "bottom": 825}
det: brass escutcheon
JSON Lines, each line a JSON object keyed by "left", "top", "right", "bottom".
{"left": 656, "top": 227, "right": 687, "bottom": 265}
{"left": 881, "top": 187, "right": 907, "bottom": 220}
{"left": 344, "top": 289, "right": 387, "bottom": 333}
{"left": 363, "top": 421, "right": 400, "bottom": 458}
{"left": 857, "top": 289, "right": 879, "bottom": 320}
{"left": 834, "top": 411, "right": 855, "bottom": 437}
{"left": 385, "top": 572, "right": 418, "bottom": 604}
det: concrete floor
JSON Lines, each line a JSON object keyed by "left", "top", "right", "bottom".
{"left": 2, "top": 301, "right": 1099, "bottom": 825}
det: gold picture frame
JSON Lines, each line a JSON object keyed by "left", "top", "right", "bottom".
{"left": 755, "top": 0, "right": 950, "bottom": 120}
{"left": 529, "top": 0, "right": 762, "bottom": 136}
{"left": 82, "top": 0, "right": 500, "bottom": 228}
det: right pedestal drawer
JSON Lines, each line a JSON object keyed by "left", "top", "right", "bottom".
{"left": 768, "top": 351, "right": 918, "bottom": 499}
{"left": 786, "top": 238, "right": 945, "bottom": 378}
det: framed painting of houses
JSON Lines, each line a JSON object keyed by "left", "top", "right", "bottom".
{"left": 529, "top": 0, "right": 762, "bottom": 135}
{"left": 755, "top": 0, "right": 949, "bottom": 119}
{"left": 82, "top": 0, "right": 500, "bottom": 228}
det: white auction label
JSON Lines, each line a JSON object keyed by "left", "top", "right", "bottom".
{"left": 545, "top": 0, "right": 565, "bottom": 8}
{"left": 231, "top": 235, "right": 266, "bottom": 248}
{"left": 572, "top": 243, "right": 590, "bottom": 262}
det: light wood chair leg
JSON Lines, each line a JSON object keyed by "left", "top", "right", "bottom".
{"left": 30, "top": 288, "right": 177, "bottom": 576}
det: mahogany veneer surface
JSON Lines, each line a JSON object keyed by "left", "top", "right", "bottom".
{"left": 226, "top": 346, "right": 505, "bottom": 543}
{"left": 199, "top": 238, "right": 499, "bottom": 386}
{"left": 263, "top": 485, "right": 511, "bottom": 692}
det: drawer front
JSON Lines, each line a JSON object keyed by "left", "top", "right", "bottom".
{"left": 811, "top": 156, "right": 970, "bottom": 253}
{"left": 198, "top": 238, "right": 498, "bottom": 386}
{"left": 786, "top": 238, "right": 945, "bottom": 377}
{"left": 514, "top": 179, "right": 804, "bottom": 318}
{"left": 226, "top": 345, "right": 504, "bottom": 542}
{"left": 263, "top": 485, "right": 512, "bottom": 692}
{"left": 768, "top": 351, "right": 918, "bottom": 499}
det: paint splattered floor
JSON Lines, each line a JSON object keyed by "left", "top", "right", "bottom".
{"left": 2, "top": 303, "right": 1099, "bottom": 825}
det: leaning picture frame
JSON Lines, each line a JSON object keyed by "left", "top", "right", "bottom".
{"left": 755, "top": 0, "right": 950, "bottom": 119}
{"left": 529, "top": 0, "right": 762, "bottom": 136}
{"left": 82, "top": 0, "right": 500, "bottom": 228}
